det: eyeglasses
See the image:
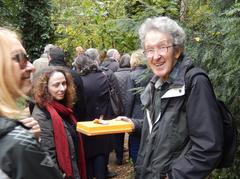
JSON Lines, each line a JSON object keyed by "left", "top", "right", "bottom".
{"left": 144, "top": 45, "right": 176, "bottom": 58}
{"left": 12, "top": 52, "right": 29, "bottom": 69}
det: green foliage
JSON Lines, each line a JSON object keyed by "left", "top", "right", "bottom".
{"left": 52, "top": 0, "right": 179, "bottom": 64}
{"left": 20, "top": 0, "right": 55, "bottom": 60}
{"left": 210, "top": 0, "right": 235, "bottom": 12}
{"left": 52, "top": 0, "right": 138, "bottom": 63}
{"left": 0, "top": 0, "right": 55, "bottom": 60}
{"left": 0, "top": 1, "right": 22, "bottom": 28}
{"left": 185, "top": 2, "right": 240, "bottom": 178}
{"left": 184, "top": 1, "right": 212, "bottom": 31}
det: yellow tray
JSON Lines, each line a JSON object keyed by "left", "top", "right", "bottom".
{"left": 77, "top": 119, "right": 133, "bottom": 136}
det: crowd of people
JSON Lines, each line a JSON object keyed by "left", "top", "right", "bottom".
{"left": 0, "top": 16, "right": 224, "bottom": 179}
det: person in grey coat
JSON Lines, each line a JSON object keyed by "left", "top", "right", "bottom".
{"left": 114, "top": 53, "right": 132, "bottom": 165}
{"left": 117, "top": 16, "right": 223, "bottom": 179}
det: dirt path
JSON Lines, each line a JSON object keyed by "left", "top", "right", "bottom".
{"left": 108, "top": 134, "right": 134, "bottom": 179}
{"left": 108, "top": 151, "right": 134, "bottom": 179}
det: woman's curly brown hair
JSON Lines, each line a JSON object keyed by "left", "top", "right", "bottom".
{"left": 33, "top": 67, "right": 76, "bottom": 108}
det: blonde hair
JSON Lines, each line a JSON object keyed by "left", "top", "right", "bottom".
{"left": 130, "top": 49, "right": 146, "bottom": 68}
{"left": 76, "top": 46, "right": 85, "bottom": 55}
{"left": 0, "top": 28, "right": 25, "bottom": 118}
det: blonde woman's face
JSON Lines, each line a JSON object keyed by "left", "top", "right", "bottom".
{"left": 10, "top": 38, "right": 35, "bottom": 95}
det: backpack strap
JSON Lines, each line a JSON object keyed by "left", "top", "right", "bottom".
{"left": 185, "top": 67, "right": 213, "bottom": 97}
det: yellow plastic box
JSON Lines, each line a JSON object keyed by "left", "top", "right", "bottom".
{"left": 77, "top": 119, "right": 133, "bottom": 136}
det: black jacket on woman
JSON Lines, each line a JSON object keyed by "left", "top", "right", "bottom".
{"left": 100, "top": 58, "right": 119, "bottom": 72}
{"left": 0, "top": 117, "right": 62, "bottom": 179}
{"left": 78, "top": 69, "right": 118, "bottom": 158}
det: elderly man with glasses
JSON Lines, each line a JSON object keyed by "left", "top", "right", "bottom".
{"left": 117, "top": 16, "right": 223, "bottom": 179}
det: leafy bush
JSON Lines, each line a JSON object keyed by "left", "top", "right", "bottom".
{"left": 185, "top": 3, "right": 240, "bottom": 178}
{"left": 0, "top": 0, "right": 55, "bottom": 60}
{"left": 52, "top": 0, "right": 179, "bottom": 64}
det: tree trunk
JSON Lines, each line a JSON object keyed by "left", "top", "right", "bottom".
{"left": 180, "top": 0, "right": 187, "bottom": 22}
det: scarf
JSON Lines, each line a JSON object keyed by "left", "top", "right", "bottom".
{"left": 46, "top": 101, "right": 87, "bottom": 179}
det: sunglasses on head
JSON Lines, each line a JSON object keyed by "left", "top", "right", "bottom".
{"left": 12, "top": 52, "right": 29, "bottom": 69}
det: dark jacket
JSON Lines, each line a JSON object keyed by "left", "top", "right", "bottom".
{"left": 70, "top": 71, "right": 86, "bottom": 121}
{"left": 32, "top": 106, "right": 81, "bottom": 179}
{"left": 114, "top": 67, "right": 132, "bottom": 117}
{"left": 129, "top": 65, "right": 151, "bottom": 120}
{"left": 133, "top": 56, "right": 223, "bottom": 179}
{"left": 0, "top": 117, "right": 63, "bottom": 179}
{"left": 101, "top": 58, "right": 119, "bottom": 72}
{"left": 79, "top": 70, "right": 117, "bottom": 158}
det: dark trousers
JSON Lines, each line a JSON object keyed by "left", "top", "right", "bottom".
{"left": 128, "top": 134, "right": 141, "bottom": 165}
{"left": 113, "top": 133, "right": 125, "bottom": 163}
{"left": 86, "top": 154, "right": 107, "bottom": 179}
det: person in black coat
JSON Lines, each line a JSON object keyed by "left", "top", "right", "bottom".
{"left": 74, "top": 54, "right": 121, "bottom": 179}
{"left": 100, "top": 48, "right": 120, "bottom": 72}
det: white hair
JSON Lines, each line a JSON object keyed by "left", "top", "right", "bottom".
{"left": 44, "top": 44, "right": 55, "bottom": 54}
{"left": 85, "top": 48, "right": 99, "bottom": 62}
{"left": 138, "top": 16, "right": 186, "bottom": 48}
{"left": 106, "top": 49, "right": 119, "bottom": 58}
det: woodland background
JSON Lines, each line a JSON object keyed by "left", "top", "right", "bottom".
{"left": 1, "top": 0, "right": 240, "bottom": 178}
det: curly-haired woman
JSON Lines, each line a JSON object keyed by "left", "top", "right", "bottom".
{"left": 32, "top": 67, "right": 87, "bottom": 179}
